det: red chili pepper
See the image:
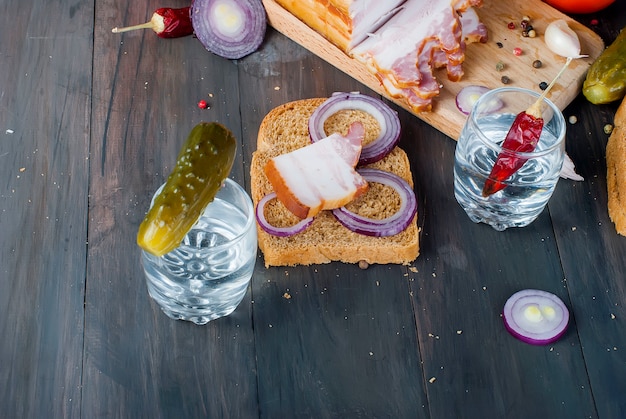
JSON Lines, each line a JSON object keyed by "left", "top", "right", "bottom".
{"left": 112, "top": 7, "right": 193, "bottom": 38}
{"left": 482, "top": 111, "right": 544, "bottom": 197}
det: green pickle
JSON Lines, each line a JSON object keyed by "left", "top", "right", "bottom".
{"left": 137, "top": 122, "right": 237, "bottom": 256}
{"left": 583, "top": 28, "right": 626, "bottom": 105}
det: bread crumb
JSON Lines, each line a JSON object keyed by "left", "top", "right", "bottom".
{"left": 456, "top": 330, "right": 463, "bottom": 335}
{"left": 409, "top": 267, "right": 418, "bottom": 273}
{"left": 283, "top": 292, "right": 291, "bottom": 299}
{"left": 429, "top": 377, "right": 436, "bottom": 384}
{"left": 611, "top": 313, "right": 616, "bottom": 319}
{"left": 6, "top": 129, "right": 14, "bottom": 134}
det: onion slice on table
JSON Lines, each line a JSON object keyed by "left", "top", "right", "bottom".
{"left": 503, "top": 289, "right": 570, "bottom": 345}
{"left": 332, "top": 168, "right": 416, "bottom": 237}
{"left": 309, "top": 92, "right": 401, "bottom": 165}
{"left": 191, "top": 0, "right": 266, "bottom": 59}
{"left": 455, "top": 85, "right": 502, "bottom": 115}
{"left": 255, "top": 192, "right": 314, "bottom": 237}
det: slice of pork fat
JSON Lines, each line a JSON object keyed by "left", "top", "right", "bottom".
{"left": 350, "top": 0, "right": 484, "bottom": 112}
{"left": 265, "top": 123, "right": 368, "bottom": 219}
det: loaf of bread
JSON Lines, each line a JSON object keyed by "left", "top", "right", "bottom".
{"left": 250, "top": 98, "right": 420, "bottom": 267}
{"left": 607, "top": 97, "right": 626, "bottom": 236}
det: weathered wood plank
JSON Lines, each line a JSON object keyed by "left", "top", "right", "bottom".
{"left": 548, "top": 6, "right": 626, "bottom": 417}
{"left": 238, "top": 29, "right": 429, "bottom": 417}
{"left": 0, "top": 0, "right": 92, "bottom": 417}
{"left": 83, "top": 1, "right": 258, "bottom": 416}
{"left": 405, "top": 118, "right": 597, "bottom": 417}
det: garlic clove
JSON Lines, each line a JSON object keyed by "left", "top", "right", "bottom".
{"left": 544, "top": 19, "right": 588, "bottom": 59}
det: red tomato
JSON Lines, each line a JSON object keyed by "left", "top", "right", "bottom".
{"left": 544, "top": 0, "right": 615, "bottom": 14}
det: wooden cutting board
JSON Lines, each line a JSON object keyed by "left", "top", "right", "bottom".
{"left": 262, "top": 0, "right": 605, "bottom": 140}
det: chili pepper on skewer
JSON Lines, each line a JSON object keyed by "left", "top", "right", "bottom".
{"left": 482, "top": 57, "right": 573, "bottom": 197}
{"left": 112, "top": 7, "right": 193, "bottom": 39}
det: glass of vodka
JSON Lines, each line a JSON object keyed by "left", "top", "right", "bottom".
{"left": 141, "top": 178, "right": 257, "bottom": 324}
{"left": 454, "top": 87, "right": 566, "bottom": 231}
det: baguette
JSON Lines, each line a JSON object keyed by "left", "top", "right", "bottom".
{"left": 607, "top": 96, "right": 626, "bottom": 235}
{"left": 250, "top": 98, "right": 420, "bottom": 267}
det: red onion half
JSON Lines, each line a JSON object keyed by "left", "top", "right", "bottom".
{"left": 332, "top": 168, "right": 416, "bottom": 237}
{"left": 191, "top": 0, "right": 266, "bottom": 59}
{"left": 309, "top": 92, "right": 401, "bottom": 165}
{"left": 503, "top": 289, "right": 570, "bottom": 345}
{"left": 255, "top": 192, "right": 314, "bottom": 237}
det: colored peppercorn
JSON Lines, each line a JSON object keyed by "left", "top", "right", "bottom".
{"left": 112, "top": 7, "right": 193, "bottom": 38}
{"left": 533, "top": 60, "right": 542, "bottom": 68}
{"left": 513, "top": 47, "right": 523, "bottom": 56}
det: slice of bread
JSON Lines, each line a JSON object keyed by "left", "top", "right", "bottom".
{"left": 607, "top": 96, "right": 626, "bottom": 236}
{"left": 250, "top": 97, "right": 420, "bottom": 267}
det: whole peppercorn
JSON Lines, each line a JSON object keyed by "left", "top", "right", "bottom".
{"left": 604, "top": 124, "right": 614, "bottom": 135}
{"left": 539, "top": 81, "right": 548, "bottom": 90}
{"left": 197, "top": 99, "right": 209, "bottom": 109}
{"left": 501, "top": 75, "right": 511, "bottom": 84}
{"left": 532, "top": 60, "right": 542, "bottom": 68}
{"left": 513, "top": 47, "right": 523, "bottom": 56}
{"left": 496, "top": 60, "right": 505, "bottom": 71}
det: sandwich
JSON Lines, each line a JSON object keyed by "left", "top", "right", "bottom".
{"left": 250, "top": 93, "right": 420, "bottom": 267}
{"left": 607, "top": 96, "right": 626, "bottom": 235}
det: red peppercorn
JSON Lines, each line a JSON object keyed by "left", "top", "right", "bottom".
{"left": 508, "top": 22, "right": 516, "bottom": 29}
{"left": 590, "top": 19, "right": 599, "bottom": 26}
{"left": 513, "top": 47, "right": 523, "bottom": 56}
{"left": 198, "top": 100, "right": 209, "bottom": 109}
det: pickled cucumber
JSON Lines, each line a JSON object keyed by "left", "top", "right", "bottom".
{"left": 583, "top": 29, "right": 626, "bottom": 105}
{"left": 137, "top": 122, "right": 237, "bottom": 256}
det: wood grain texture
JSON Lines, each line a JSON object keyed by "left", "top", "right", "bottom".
{"left": 1, "top": 0, "right": 626, "bottom": 417}
{"left": 263, "top": 0, "right": 605, "bottom": 139}
{"left": 0, "top": 0, "right": 92, "bottom": 417}
{"left": 238, "top": 31, "right": 429, "bottom": 417}
{"left": 82, "top": 0, "right": 257, "bottom": 416}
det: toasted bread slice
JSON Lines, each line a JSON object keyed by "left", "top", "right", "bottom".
{"left": 250, "top": 98, "right": 420, "bottom": 267}
{"left": 607, "top": 97, "right": 626, "bottom": 236}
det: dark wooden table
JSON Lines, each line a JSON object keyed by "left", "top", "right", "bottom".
{"left": 2, "top": 1, "right": 626, "bottom": 417}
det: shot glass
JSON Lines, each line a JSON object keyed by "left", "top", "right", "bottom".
{"left": 141, "top": 178, "right": 257, "bottom": 325}
{"left": 453, "top": 87, "right": 566, "bottom": 231}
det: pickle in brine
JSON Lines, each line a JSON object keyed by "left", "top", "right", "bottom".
{"left": 137, "top": 122, "right": 237, "bottom": 256}
{"left": 583, "top": 29, "right": 626, "bottom": 105}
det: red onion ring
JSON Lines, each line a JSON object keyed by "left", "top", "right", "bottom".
{"left": 503, "top": 289, "right": 570, "bottom": 345}
{"left": 331, "top": 168, "right": 416, "bottom": 237}
{"left": 309, "top": 92, "right": 401, "bottom": 165}
{"left": 455, "top": 85, "right": 504, "bottom": 115}
{"left": 255, "top": 192, "right": 314, "bottom": 237}
{"left": 191, "top": 0, "right": 266, "bottom": 60}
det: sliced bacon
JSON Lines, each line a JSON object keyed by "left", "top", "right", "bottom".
{"left": 350, "top": 0, "right": 485, "bottom": 112}
{"left": 264, "top": 122, "right": 368, "bottom": 219}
